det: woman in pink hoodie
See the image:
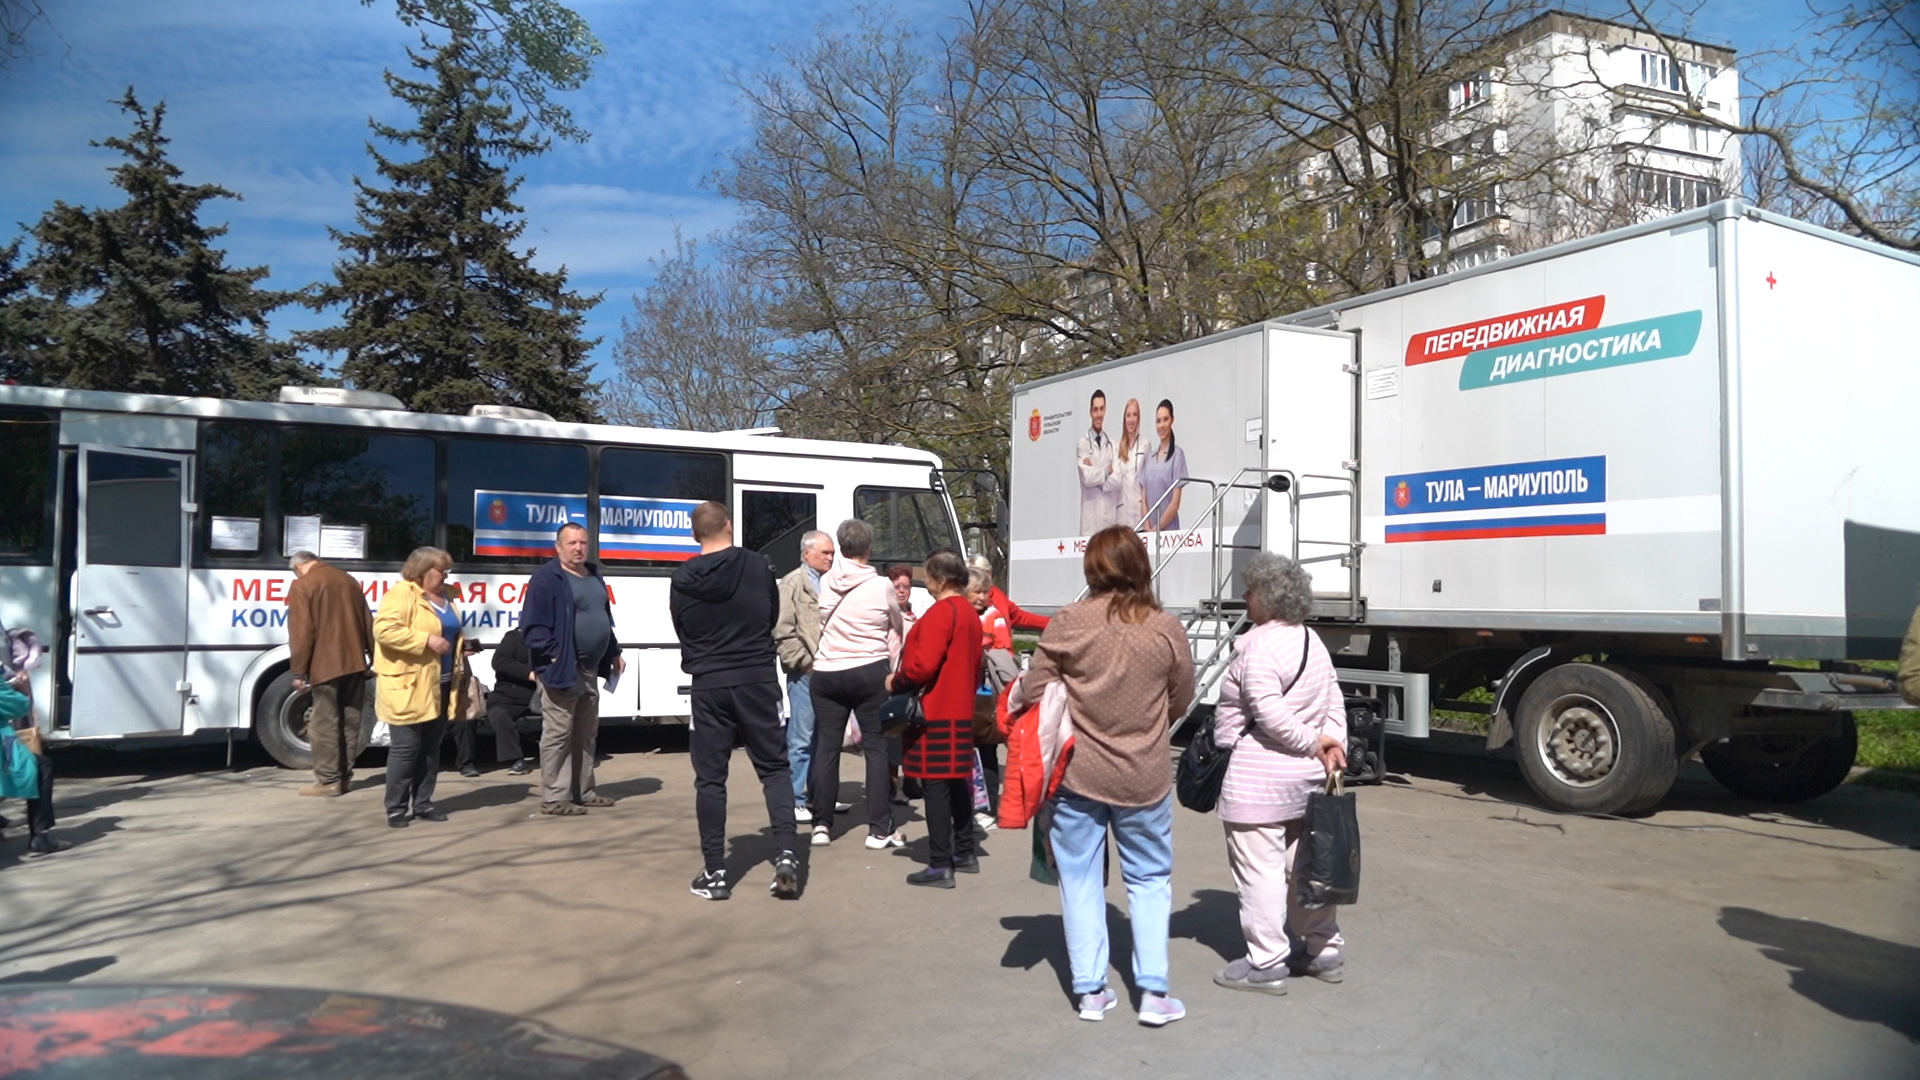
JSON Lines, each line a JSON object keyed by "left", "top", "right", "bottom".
{"left": 807, "top": 519, "right": 906, "bottom": 849}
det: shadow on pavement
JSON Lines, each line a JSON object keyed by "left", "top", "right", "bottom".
{"left": 596, "top": 777, "right": 664, "bottom": 800}
{"left": 999, "top": 912, "right": 1073, "bottom": 1001}
{"left": 0, "top": 955, "right": 117, "bottom": 984}
{"left": 1719, "top": 907, "right": 1920, "bottom": 1040}
{"left": 432, "top": 783, "right": 535, "bottom": 813}
{"left": 1169, "top": 888, "right": 1244, "bottom": 962}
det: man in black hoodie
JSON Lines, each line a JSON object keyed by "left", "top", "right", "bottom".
{"left": 670, "top": 501, "right": 799, "bottom": 901}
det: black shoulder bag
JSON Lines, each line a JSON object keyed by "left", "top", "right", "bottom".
{"left": 1176, "top": 625, "right": 1310, "bottom": 813}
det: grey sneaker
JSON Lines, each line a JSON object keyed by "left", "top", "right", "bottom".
{"left": 1287, "top": 950, "right": 1346, "bottom": 983}
{"left": 1076, "top": 988, "right": 1118, "bottom": 1021}
{"left": 1214, "top": 957, "right": 1289, "bottom": 995}
{"left": 1137, "top": 992, "right": 1187, "bottom": 1027}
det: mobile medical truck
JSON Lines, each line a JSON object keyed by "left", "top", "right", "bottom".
{"left": 1008, "top": 201, "right": 1918, "bottom": 815}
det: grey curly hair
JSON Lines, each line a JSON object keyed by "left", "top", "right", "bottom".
{"left": 1243, "top": 552, "right": 1313, "bottom": 624}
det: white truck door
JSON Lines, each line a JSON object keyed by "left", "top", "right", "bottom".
{"left": 69, "top": 445, "right": 194, "bottom": 737}
{"left": 1264, "top": 326, "right": 1359, "bottom": 599}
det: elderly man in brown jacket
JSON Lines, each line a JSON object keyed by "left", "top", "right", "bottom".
{"left": 287, "top": 550, "right": 376, "bottom": 796}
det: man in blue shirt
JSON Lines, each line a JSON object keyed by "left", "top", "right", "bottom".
{"left": 519, "top": 522, "right": 625, "bottom": 815}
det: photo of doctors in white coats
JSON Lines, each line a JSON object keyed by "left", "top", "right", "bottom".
{"left": 1078, "top": 389, "right": 1184, "bottom": 534}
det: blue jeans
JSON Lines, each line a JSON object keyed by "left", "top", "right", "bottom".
{"left": 1050, "top": 790, "right": 1175, "bottom": 995}
{"left": 785, "top": 672, "right": 814, "bottom": 804}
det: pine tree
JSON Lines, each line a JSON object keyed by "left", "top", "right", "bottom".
{"left": 303, "top": 22, "right": 600, "bottom": 420}
{"left": 0, "top": 91, "right": 312, "bottom": 399}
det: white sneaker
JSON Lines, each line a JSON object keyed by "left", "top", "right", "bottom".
{"left": 975, "top": 812, "right": 999, "bottom": 832}
{"left": 864, "top": 831, "right": 906, "bottom": 850}
{"left": 811, "top": 825, "right": 831, "bottom": 847}
{"left": 794, "top": 805, "right": 813, "bottom": 823}
{"left": 834, "top": 802, "right": 853, "bottom": 813}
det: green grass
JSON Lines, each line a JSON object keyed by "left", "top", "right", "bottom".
{"left": 1856, "top": 710, "right": 1920, "bottom": 773}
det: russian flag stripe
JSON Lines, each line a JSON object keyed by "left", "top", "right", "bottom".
{"left": 1385, "top": 513, "right": 1606, "bottom": 543}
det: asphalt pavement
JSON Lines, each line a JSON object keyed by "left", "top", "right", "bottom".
{"left": 2, "top": 730, "right": 1915, "bottom": 1079}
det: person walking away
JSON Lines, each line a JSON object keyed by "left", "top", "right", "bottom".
{"left": 889, "top": 551, "right": 985, "bottom": 887}
{"left": 1011, "top": 525, "right": 1195, "bottom": 1027}
{"left": 1210, "top": 553, "right": 1350, "bottom": 995}
{"left": 519, "top": 523, "right": 625, "bottom": 816}
{"left": 374, "top": 547, "right": 469, "bottom": 828}
{"left": 286, "top": 550, "right": 374, "bottom": 796}
{"left": 775, "top": 530, "right": 833, "bottom": 822}
{"left": 483, "top": 628, "right": 540, "bottom": 776}
{"left": 1, "top": 643, "right": 65, "bottom": 856}
{"left": 808, "top": 519, "right": 905, "bottom": 850}
{"left": 671, "top": 501, "right": 801, "bottom": 901}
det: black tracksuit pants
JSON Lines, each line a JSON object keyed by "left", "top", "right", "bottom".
{"left": 690, "top": 680, "right": 796, "bottom": 873}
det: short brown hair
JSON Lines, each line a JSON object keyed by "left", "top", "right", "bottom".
{"left": 1082, "top": 526, "right": 1159, "bottom": 624}
{"left": 884, "top": 562, "right": 914, "bottom": 584}
{"left": 691, "top": 500, "right": 731, "bottom": 542}
{"left": 400, "top": 546, "right": 453, "bottom": 584}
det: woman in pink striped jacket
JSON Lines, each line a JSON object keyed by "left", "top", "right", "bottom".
{"left": 1211, "top": 553, "right": 1350, "bottom": 995}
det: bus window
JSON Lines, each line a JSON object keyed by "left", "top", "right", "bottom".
{"left": 447, "top": 437, "right": 588, "bottom": 564}
{"left": 742, "top": 490, "right": 816, "bottom": 577}
{"left": 597, "top": 447, "right": 726, "bottom": 566}
{"left": 199, "top": 421, "right": 270, "bottom": 559}
{"left": 0, "top": 407, "right": 56, "bottom": 563}
{"left": 85, "top": 452, "right": 183, "bottom": 567}
{"left": 281, "top": 428, "right": 435, "bottom": 562}
{"left": 853, "top": 486, "right": 958, "bottom": 565}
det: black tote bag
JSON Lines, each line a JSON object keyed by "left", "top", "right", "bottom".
{"left": 1296, "top": 771, "right": 1361, "bottom": 908}
{"left": 1176, "top": 626, "right": 1309, "bottom": 813}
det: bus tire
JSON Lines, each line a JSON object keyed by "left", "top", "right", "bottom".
{"left": 254, "top": 670, "right": 375, "bottom": 772}
{"left": 1702, "top": 713, "right": 1857, "bottom": 803}
{"left": 1514, "top": 663, "right": 1676, "bottom": 815}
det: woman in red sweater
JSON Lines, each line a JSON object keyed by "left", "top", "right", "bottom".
{"left": 887, "top": 550, "right": 985, "bottom": 887}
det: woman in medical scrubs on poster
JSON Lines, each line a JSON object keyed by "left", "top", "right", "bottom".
{"left": 1141, "top": 399, "right": 1188, "bottom": 531}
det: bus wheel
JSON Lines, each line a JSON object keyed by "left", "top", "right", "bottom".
{"left": 1514, "top": 663, "right": 1676, "bottom": 815}
{"left": 254, "top": 671, "right": 376, "bottom": 771}
{"left": 1702, "top": 713, "right": 1857, "bottom": 803}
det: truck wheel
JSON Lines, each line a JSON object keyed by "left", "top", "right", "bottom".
{"left": 1514, "top": 663, "right": 1676, "bottom": 815}
{"left": 254, "top": 670, "right": 375, "bottom": 771}
{"left": 1702, "top": 713, "right": 1857, "bottom": 803}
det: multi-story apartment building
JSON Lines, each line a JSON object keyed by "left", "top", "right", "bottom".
{"left": 1419, "top": 10, "right": 1741, "bottom": 271}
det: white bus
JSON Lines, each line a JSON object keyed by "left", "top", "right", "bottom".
{"left": 0, "top": 385, "right": 963, "bottom": 769}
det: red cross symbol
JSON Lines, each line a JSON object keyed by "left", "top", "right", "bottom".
{"left": 1765, "top": 272, "right": 1776, "bottom": 289}
{"left": 1056, "top": 541, "right": 1066, "bottom": 553}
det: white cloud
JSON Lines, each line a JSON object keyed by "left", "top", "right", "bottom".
{"left": 516, "top": 183, "right": 736, "bottom": 277}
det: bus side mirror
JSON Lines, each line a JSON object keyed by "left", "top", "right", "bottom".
{"left": 1265, "top": 475, "right": 1291, "bottom": 493}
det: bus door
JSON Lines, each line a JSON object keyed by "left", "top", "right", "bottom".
{"left": 69, "top": 445, "right": 194, "bottom": 737}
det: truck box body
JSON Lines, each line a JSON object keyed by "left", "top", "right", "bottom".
{"left": 1008, "top": 203, "right": 1920, "bottom": 661}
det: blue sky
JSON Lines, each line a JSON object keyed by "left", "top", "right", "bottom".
{"left": 0, "top": 1, "right": 1809, "bottom": 386}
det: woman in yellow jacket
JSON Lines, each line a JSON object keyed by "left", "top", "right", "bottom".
{"left": 376, "top": 546, "right": 466, "bottom": 828}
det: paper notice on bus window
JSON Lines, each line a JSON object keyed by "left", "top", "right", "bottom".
{"left": 210, "top": 516, "right": 260, "bottom": 552}
{"left": 319, "top": 525, "right": 368, "bottom": 561}
{"left": 283, "top": 515, "right": 321, "bottom": 557}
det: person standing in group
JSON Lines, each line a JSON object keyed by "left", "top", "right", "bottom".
{"left": 889, "top": 551, "right": 984, "bottom": 888}
{"left": 1114, "top": 397, "right": 1147, "bottom": 529}
{"left": 1076, "top": 389, "right": 1117, "bottom": 534}
{"left": 775, "top": 529, "right": 834, "bottom": 822}
{"left": 886, "top": 564, "right": 918, "bottom": 628}
{"left": 1140, "top": 399, "right": 1189, "bottom": 532}
{"left": 1011, "top": 525, "right": 1195, "bottom": 1027}
{"left": 1211, "top": 553, "right": 1350, "bottom": 995}
{"left": 882, "top": 562, "right": 917, "bottom": 803}
{"left": 1, "top": 637, "right": 66, "bottom": 856}
{"left": 480, "top": 627, "right": 540, "bottom": 776}
{"left": 672, "top": 501, "right": 800, "bottom": 901}
{"left": 285, "top": 550, "right": 375, "bottom": 797}
{"left": 373, "top": 546, "right": 468, "bottom": 828}
{"left": 519, "top": 522, "right": 625, "bottom": 817}
{"left": 968, "top": 554, "right": 1050, "bottom": 633}
{"left": 967, "top": 565, "right": 1014, "bottom": 833}
{"left": 808, "top": 519, "right": 905, "bottom": 850}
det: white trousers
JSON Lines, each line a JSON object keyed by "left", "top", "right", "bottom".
{"left": 1222, "top": 818, "right": 1344, "bottom": 971}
